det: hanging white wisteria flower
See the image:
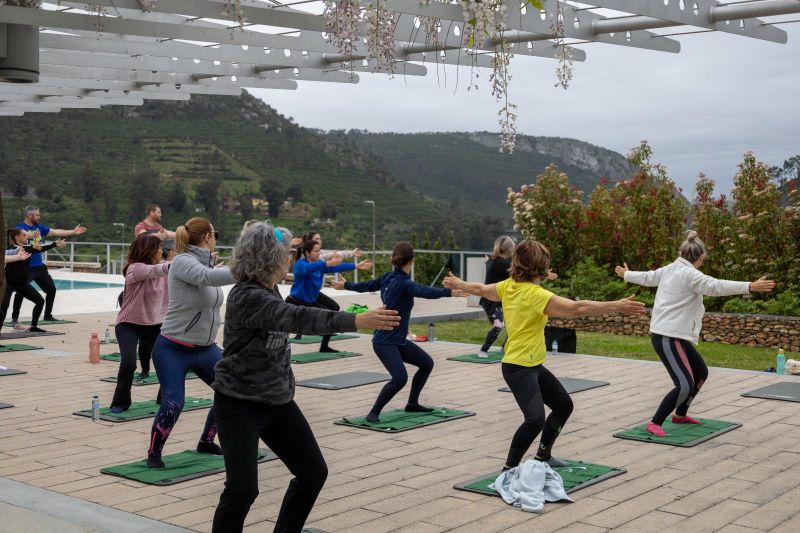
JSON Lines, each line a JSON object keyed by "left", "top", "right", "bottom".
{"left": 551, "top": 0, "right": 574, "bottom": 89}
{"left": 491, "top": 30, "right": 517, "bottom": 154}
{"left": 364, "top": 0, "right": 397, "bottom": 74}
{"left": 323, "top": 0, "right": 361, "bottom": 76}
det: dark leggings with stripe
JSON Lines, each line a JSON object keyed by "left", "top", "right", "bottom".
{"left": 502, "top": 362, "right": 573, "bottom": 468}
{"left": 651, "top": 333, "right": 708, "bottom": 426}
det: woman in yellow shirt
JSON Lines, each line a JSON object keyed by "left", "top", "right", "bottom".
{"left": 445, "top": 240, "right": 645, "bottom": 470}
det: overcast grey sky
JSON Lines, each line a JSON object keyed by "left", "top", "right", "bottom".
{"left": 251, "top": 17, "right": 799, "bottom": 198}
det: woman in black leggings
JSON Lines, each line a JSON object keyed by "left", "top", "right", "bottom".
{"left": 478, "top": 236, "right": 515, "bottom": 357}
{"left": 445, "top": 240, "right": 645, "bottom": 469}
{"left": 212, "top": 223, "right": 400, "bottom": 532}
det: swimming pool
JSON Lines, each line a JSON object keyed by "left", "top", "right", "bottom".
{"left": 52, "top": 280, "right": 124, "bottom": 290}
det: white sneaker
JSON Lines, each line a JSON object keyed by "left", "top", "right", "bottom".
{"left": 478, "top": 350, "right": 489, "bottom": 358}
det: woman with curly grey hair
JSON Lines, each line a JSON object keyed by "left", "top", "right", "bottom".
{"left": 211, "top": 222, "right": 400, "bottom": 533}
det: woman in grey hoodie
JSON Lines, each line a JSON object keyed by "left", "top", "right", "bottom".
{"left": 146, "top": 217, "right": 235, "bottom": 468}
{"left": 211, "top": 222, "right": 400, "bottom": 533}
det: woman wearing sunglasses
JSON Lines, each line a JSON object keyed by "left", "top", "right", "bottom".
{"left": 146, "top": 217, "right": 234, "bottom": 468}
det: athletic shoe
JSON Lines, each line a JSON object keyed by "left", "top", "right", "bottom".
{"left": 544, "top": 457, "right": 572, "bottom": 468}
{"left": 138, "top": 372, "right": 150, "bottom": 380}
{"left": 478, "top": 350, "right": 490, "bottom": 358}
{"left": 146, "top": 455, "right": 165, "bottom": 469}
{"left": 671, "top": 414, "right": 701, "bottom": 424}
{"left": 646, "top": 422, "right": 667, "bottom": 437}
{"left": 13, "top": 323, "right": 29, "bottom": 331}
{"left": 405, "top": 403, "right": 434, "bottom": 413}
{"left": 28, "top": 326, "right": 47, "bottom": 333}
{"left": 43, "top": 316, "right": 59, "bottom": 322}
{"left": 196, "top": 441, "right": 223, "bottom": 455}
{"left": 110, "top": 406, "right": 126, "bottom": 414}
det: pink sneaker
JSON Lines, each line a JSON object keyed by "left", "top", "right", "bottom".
{"left": 646, "top": 422, "right": 667, "bottom": 437}
{"left": 13, "top": 323, "right": 30, "bottom": 331}
{"left": 672, "top": 415, "right": 701, "bottom": 425}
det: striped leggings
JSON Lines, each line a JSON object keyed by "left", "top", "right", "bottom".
{"left": 651, "top": 333, "right": 708, "bottom": 426}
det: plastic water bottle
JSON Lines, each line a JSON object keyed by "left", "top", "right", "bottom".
{"left": 91, "top": 395, "right": 100, "bottom": 422}
{"left": 551, "top": 339, "right": 559, "bottom": 355}
{"left": 428, "top": 323, "right": 435, "bottom": 342}
{"left": 104, "top": 328, "right": 111, "bottom": 344}
{"left": 89, "top": 333, "right": 100, "bottom": 364}
{"left": 777, "top": 348, "right": 785, "bottom": 375}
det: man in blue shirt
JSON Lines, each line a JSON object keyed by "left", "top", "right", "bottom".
{"left": 9, "top": 206, "right": 87, "bottom": 326}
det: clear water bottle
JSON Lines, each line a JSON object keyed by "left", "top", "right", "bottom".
{"left": 104, "top": 328, "right": 111, "bottom": 343}
{"left": 777, "top": 348, "right": 786, "bottom": 375}
{"left": 91, "top": 395, "right": 100, "bottom": 422}
{"left": 551, "top": 339, "right": 559, "bottom": 355}
{"left": 427, "top": 323, "right": 435, "bottom": 342}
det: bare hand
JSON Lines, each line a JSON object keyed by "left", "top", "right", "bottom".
{"left": 327, "top": 255, "right": 343, "bottom": 267}
{"left": 214, "top": 262, "right": 226, "bottom": 269}
{"left": 356, "top": 260, "right": 373, "bottom": 271}
{"left": 73, "top": 225, "right": 87, "bottom": 235}
{"left": 450, "top": 289, "right": 469, "bottom": 298}
{"left": 749, "top": 276, "right": 776, "bottom": 293}
{"left": 355, "top": 306, "right": 401, "bottom": 331}
{"left": 614, "top": 262, "right": 629, "bottom": 279}
{"left": 55, "top": 239, "right": 67, "bottom": 248}
{"left": 157, "top": 230, "right": 168, "bottom": 241}
{"left": 615, "top": 294, "right": 646, "bottom": 315}
{"left": 443, "top": 271, "right": 464, "bottom": 291}
{"left": 15, "top": 247, "right": 31, "bottom": 260}
{"left": 352, "top": 248, "right": 363, "bottom": 258}
{"left": 331, "top": 278, "right": 347, "bottom": 290}
{"left": 546, "top": 270, "right": 558, "bottom": 281}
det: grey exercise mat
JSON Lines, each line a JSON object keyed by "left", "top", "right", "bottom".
{"left": 0, "top": 402, "right": 13, "bottom": 409}
{"left": 0, "top": 367, "right": 27, "bottom": 377}
{"left": 499, "top": 377, "right": 610, "bottom": 395}
{"left": 297, "top": 371, "right": 391, "bottom": 390}
{"left": 742, "top": 382, "right": 800, "bottom": 403}
{"left": 0, "top": 330, "right": 65, "bottom": 340}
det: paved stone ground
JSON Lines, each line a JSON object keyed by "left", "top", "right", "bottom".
{"left": 1, "top": 298, "right": 799, "bottom": 532}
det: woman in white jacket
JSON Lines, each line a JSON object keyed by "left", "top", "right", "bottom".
{"left": 616, "top": 231, "right": 775, "bottom": 437}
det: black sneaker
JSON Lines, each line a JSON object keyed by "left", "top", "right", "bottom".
{"left": 147, "top": 455, "right": 165, "bottom": 469}
{"left": 29, "top": 326, "right": 47, "bottom": 333}
{"left": 197, "top": 441, "right": 223, "bottom": 455}
{"left": 43, "top": 316, "right": 58, "bottom": 322}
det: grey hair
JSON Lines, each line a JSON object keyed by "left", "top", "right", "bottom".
{"left": 23, "top": 205, "right": 39, "bottom": 217}
{"left": 231, "top": 222, "right": 293, "bottom": 285}
{"left": 492, "top": 235, "right": 515, "bottom": 259}
{"left": 679, "top": 230, "right": 706, "bottom": 263}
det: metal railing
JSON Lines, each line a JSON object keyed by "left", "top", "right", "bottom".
{"left": 43, "top": 242, "right": 491, "bottom": 282}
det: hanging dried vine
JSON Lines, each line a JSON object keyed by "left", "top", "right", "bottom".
{"left": 364, "top": 0, "right": 397, "bottom": 74}
{"left": 323, "top": 0, "right": 361, "bottom": 78}
{"left": 551, "top": 0, "right": 574, "bottom": 89}
{"left": 491, "top": 30, "right": 517, "bottom": 154}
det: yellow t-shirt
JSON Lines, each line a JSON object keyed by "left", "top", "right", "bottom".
{"left": 495, "top": 278, "right": 554, "bottom": 367}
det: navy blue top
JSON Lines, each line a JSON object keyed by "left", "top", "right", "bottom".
{"left": 345, "top": 269, "right": 451, "bottom": 345}
{"left": 14, "top": 223, "right": 51, "bottom": 268}
{"left": 290, "top": 258, "right": 355, "bottom": 303}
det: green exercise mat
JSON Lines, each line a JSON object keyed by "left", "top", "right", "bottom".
{"left": 0, "top": 366, "right": 27, "bottom": 377}
{"left": 335, "top": 407, "right": 475, "bottom": 433}
{"left": 0, "top": 330, "right": 64, "bottom": 340}
{"left": 100, "top": 370, "right": 198, "bottom": 386}
{"left": 0, "top": 344, "right": 41, "bottom": 353}
{"left": 73, "top": 397, "right": 212, "bottom": 422}
{"left": 614, "top": 418, "right": 741, "bottom": 447}
{"left": 291, "top": 351, "right": 361, "bottom": 364}
{"left": 100, "top": 352, "right": 126, "bottom": 362}
{"left": 289, "top": 334, "right": 358, "bottom": 345}
{"left": 101, "top": 448, "right": 276, "bottom": 486}
{"left": 454, "top": 460, "right": 626, "bottom": 496}
{"left": 447, "top": 351, "right": 503, "bottom": 364}
{"left": 0, "top": 402, "right": 13, "bottom": 409}
{"left": 4, "top": 319, "right": 76, "bottom": 326}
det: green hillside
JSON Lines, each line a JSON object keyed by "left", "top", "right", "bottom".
{"left": 327, "top": 130, "right": 636, "bottom": 218}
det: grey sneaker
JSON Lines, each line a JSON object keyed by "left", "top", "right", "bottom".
{"left": 545, "top": 457, "right": 571, "bottom": 468}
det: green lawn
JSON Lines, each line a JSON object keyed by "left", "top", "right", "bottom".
{"left": 409, "top": 319, "right": 793, "bottom": 372}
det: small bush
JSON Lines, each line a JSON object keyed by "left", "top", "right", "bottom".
{"left": 720, "top": 286, "right": 800, "bottom": 317}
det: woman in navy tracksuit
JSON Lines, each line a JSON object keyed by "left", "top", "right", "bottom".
{"left": 334, "top": 242, "right": 457, "bottom": 423}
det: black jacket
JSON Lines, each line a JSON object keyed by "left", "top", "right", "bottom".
{"left": 213, "top": 281, "right": 356, "bottom": 404}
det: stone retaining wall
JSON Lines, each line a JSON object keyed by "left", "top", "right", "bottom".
{"left": 548, "top": 311, "right": 800, "bottom": 352}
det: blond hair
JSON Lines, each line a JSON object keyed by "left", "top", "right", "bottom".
{"left": 491, "top": 235, "right": 515, "bottom": 259}
{"left": 510, "top": 240, "right": 551, "bottom": 282}
{"left": 175, "top": 217, "right": 213, "bottom": 254}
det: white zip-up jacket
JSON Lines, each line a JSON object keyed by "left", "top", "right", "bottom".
{"left": 624, "top": 257, "right": 750, "bottom": 345}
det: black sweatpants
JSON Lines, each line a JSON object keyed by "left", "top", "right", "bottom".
{"left": 286, "top": 293, "right": 340, "bottom": 350}
{"left": 1, "top": 281, "right": 44, "bottom": 328}
{"left": 212, "top": 392, "right": 327, "bottom": 533}
{"left": 651, "top": 333, "right": 708, "bottom": 426}
{"left": 12, "top": 265, "right": 56, "bottom": 320}
{"left": 110, "top": 322, "right": 161, "bottom": 409}
{"left": 501, "top": 362, "right": 574, "bottom": 468}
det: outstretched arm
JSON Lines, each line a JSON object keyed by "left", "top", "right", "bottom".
{"left": 443, "top": 272, "right": 500, "bottom": 302}
{"left": 48, "top": 225, "right": 87, "bottom": 238}
{"left": 545, "top": 294, "right": 646, "bottom": 319}
{"left": 688, "top": 270, "right": 773, "bottom": 297}
{"left": 616, "top": 262, "right": 664, "bottom": 287}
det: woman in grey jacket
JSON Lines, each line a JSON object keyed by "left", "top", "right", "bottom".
{"left": 212, "top": 222, "right": 400, "bottom": 533}
{"left": 617, "top": 231, "right": 775, "bottom": 437}
{"left": 147, "top": 217, "right": 235, "bottom": 468}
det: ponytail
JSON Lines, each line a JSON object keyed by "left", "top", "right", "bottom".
{"left": 175, "top": 225, "right": 189, "bottom": 254}
{"left": 174, "top": 217, "right": 212, "bottom": 254}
